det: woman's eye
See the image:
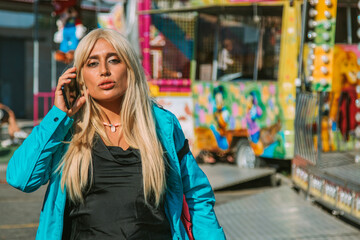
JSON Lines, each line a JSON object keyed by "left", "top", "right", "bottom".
{"left": 87, "top": 62, "right": 98, "bottom": 67}
{"left": 109, "top": 59, "right": 120, "bottom": 64}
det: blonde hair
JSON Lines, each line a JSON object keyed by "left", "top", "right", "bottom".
{"left": 59, "top": 28, "right": 166, "bottom": 207}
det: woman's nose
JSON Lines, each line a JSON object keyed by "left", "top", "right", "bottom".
{"left": 100, "top": 62, "right": 110, "bottom": 76}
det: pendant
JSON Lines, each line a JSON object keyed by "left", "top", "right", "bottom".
{"left": 110, "top": 124, "right": 116, "bottom": 132}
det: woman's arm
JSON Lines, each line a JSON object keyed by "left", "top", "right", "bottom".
{"left": 172, "top": 117, "right": 226, "bottom": 240}
{"left": 6, "top": 106, "right": 73, "bottom": 193}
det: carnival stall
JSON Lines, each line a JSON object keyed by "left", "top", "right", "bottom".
{"left": 138, "top": 0, "right": 301, "bottom": 167}
{"left": 137, "top": 0, "right": 360, "bottom": 225}
{"left": 292, "top": 0, "right": 360, "bottom": 225}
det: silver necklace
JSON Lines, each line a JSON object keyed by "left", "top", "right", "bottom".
{"left": 103, "top": 122, "right": 121, "bottom": 132}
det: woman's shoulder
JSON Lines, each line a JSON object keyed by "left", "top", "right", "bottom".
{"left": 152, "top": 101, "right": 183, "bottom": 140}
{"left": 152, "top": 101, "right": 177, "bottom": 121}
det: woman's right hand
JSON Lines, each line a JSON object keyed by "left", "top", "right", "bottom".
{"left": 54, "top": 67, "right": 86, "bottom": 117}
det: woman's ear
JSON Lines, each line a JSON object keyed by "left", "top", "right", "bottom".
{"left": 84, "top": 88, "right": 89, "bottom": 96}
{"left": 81, "top": 83, "right": 89, "bottom": 98}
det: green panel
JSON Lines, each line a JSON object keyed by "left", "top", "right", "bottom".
{"left": 314, "top": 19, "right": 336, "bottom": 46}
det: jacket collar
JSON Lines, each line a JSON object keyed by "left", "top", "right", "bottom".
{"left": 152, "top": 103, "right": 174, "bottom": 147}
{"left": 152, "top": 103, "right": 180, "bottom": 174}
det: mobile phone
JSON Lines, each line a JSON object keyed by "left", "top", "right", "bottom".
{"left": 61, "top": 74, "right": 80, "bottom": 110}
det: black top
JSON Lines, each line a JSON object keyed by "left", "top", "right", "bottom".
{"left": 62, "top": 136, "right": 171, "bottom": 240}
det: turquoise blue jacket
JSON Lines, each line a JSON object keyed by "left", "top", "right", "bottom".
{"left": 6, "top": 105, "right": 226, "bottom": 240}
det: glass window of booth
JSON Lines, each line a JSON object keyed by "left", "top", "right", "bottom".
{"left": 149, "top": 12, "right": 196, "bottom": 79}
{"left": 350, "top": 6, "right": 360, "bottom": 43}
{"left": 218, "top": 15, "right": 258, "bottom": 81}
{"left": 335, "top": 6, "right": 348, "bottom": 43}
{"left": 334, "top": 5, "right": 360, "bottom": 44}
{"left": 196, "top": 13, "right": 217, "bottom": 81}
{"left": 195, "top": 6, "right": 282, "bottom": 82}
{"left": 254, "top": 16, "right": 282, "bottom": 80}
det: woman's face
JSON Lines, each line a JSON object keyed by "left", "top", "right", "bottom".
{"left": 82, "top": 38, "right": 128, "bottom": 104}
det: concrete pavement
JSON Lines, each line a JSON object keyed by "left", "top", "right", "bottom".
{"left": 0, "top": 168, "right": 46, "bottom": 240}
{"left": 1, "top": 163, "right": 360, "bottom": 240}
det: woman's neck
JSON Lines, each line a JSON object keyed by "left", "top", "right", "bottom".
{"left": 98, "top": 100, "right": 122, "bottom": 124}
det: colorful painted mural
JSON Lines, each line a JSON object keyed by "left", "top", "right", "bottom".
{"left": 319, "top": 45, "right": 360, "bottom": 152}
{"left": 192, "top": 81, "right": 287, "bottom": 159}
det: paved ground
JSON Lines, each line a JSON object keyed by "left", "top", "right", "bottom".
{"left": 0, "top": 169, "right": 46, "bottom": 240}
{"left": 199, "top": 164, "right": 276, "bottom": 190}
{"left": 0, "top": 163, "right": 275, "bottom": 240}
{"left": 1, "top": 163, "right": 360, "bottom": 240}
{"left": 0, "top": 147, "right": 17, "bottom": 164}
{"left": 216, "top": 186, "right": 360, "bottom": 240}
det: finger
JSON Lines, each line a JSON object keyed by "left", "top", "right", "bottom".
{"left": 57, "top": 68, "right": 76, "bottom": 85}
{"left": 62, "top": 72, "right": 77, "bottom": 79}
{"left": 59, "top": 73, "right": 77, "bottom": 83}
{"left": 56, "top": 73, "right": 76, "bottom": 89}
{"left": 64, "top": 66, "right": 76, "bottom": 74}
{"left": 75, "top": 96, "right": 86, "bottom": 110}
{"left": 56, "top": 78, "right": 72, "bottom": 91}
{"left": 69, "top": 96, "right": 86, "bottom": 117}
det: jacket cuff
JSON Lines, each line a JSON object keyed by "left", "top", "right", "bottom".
{"left": 39, "top": 106, "right": 74, "bottom": 140}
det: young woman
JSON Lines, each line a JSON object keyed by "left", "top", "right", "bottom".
{"left": 6, "top": 28, "right": 225, "bottom": 240}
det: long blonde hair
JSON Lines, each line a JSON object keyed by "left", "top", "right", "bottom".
{"left": 59, "top": 28, "right": 166, "bottom": 207}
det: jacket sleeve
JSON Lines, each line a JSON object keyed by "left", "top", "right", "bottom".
{"left": 172, "top": 116, "right": 226, "bottom": 240}
{"left": 6, "top": 106, "right": 74, "bottom": 193}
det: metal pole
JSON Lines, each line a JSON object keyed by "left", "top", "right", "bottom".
{"left": 138, "top": 0, "right": 151, "bottom": 77}
{"left": 253, "top": 5, "right": 260, "bottom": 82}
{"left": 211, "top": 17, "right": 220, "bottom": 81}
{"left": 33, "top": 0, "right": 39, "bottom": 124}
{"left": 253, "top": 24, "right": 260, "bottom": 81}
{"left": 143, "top": 0, "right": 151, "bottom": 77}
{"left": 50, "top": 11, "right": 56, "bottom": 91}
{"left": 33, "top": 0, "right": 39, "bottom": 94}
{"left": 190, "top": 12, "right": 198, "bottom": 81}
{"left": 346, "top": 5, "right": 352, "bottom": 44}
{"left": 297, "top": 0, "right": 308, "bottom": 84}
{"left": 317, "top": 92, "right": 323, "bottom": 166}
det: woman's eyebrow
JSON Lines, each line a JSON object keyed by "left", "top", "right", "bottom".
{"left": 107, "top": 52, "right": 118, "bottom": 58}
{"left": 88, "top": 52, "right": 119, "bottom": 60}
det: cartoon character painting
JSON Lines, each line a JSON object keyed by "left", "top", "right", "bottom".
{"left": 193, "top": 82, "right": 286, "bottom": 164}
{"left": 245, "top": 90, "right": 283, "bottom": 157}
{"left": 210, "top": 86, "right": 230, "bottom": 151}
{"left": 332, "top": 48, "right": 360, "bottom": 139}
{"left": 321, "top": 46, "right": 360, "bottom": 151}
{"left": 245, "top": 91, "right": 264, "bottom": 155}
{"left": 53, "top": 1, "right": 86, "bottom": 64}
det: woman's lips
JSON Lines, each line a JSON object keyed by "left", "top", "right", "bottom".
{"left": 98, "top": 81, "right": 115, "bottom": 90}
